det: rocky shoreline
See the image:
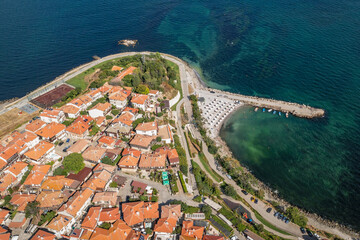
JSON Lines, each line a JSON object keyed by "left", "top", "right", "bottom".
{"left": 214, "top": 106, "right": 359, "bottom": 239}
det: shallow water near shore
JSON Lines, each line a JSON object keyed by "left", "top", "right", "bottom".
{"left": 1, "top": 0, "right": 360, "bottom": 231}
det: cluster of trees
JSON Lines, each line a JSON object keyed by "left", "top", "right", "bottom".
{"left": 215, "top": 154, "right": 259, "bottom": 197}
{"left": 63, "top": 153, "right": 85, "bottom": 174}
{"left": 61, "top": 87, "right": 82, "bottom": 103}
{"left": 119, "top": 53, "right": 180, "bottom": 91}
{"left": 285, "top": 206, "right": 308, "bottom": 227}
{"left": 169, "top": 173, "right": 179, "bottom": 194}
{"left": 191, "top": 160, "right": 220, "bottom": 197}
{"left": 190, "top": 95, "right": 218, "bottom": 154}
{"left": 173, "top": 135, "right": 188, "bottom": 176}
{"left": 221, "top": 183, "right": 240, "bottom": 200}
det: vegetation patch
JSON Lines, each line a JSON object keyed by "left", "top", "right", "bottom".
{"left": 198, "top": 152, "right": 223, "bottom": 182}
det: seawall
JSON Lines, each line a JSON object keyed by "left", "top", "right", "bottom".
{"left": 205, "top": 88, "right": 325, "bottom": 119}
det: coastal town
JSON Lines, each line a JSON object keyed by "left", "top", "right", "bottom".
{"left": 0, "top": 52, "right": 352, "bottom": 240}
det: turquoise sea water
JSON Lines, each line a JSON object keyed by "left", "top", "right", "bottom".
{"left": 1, "top": 0, "right": 360, "bottom": 230}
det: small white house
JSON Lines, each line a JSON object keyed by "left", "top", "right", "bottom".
{"left": 135, "top": 121, "right": 158, "bottom": 136}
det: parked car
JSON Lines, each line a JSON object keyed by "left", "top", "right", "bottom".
{"left": 241, "top": 190, "right": 248, "bottom": 195}
{"left": 278, "top": 214, "right": 283, "bottom": 220}
{"left": 314, "top": 233, "right": 321, "bottom": 239}
{"left": 266, "top": 207, "right": 272, "bottom": 213}
{"left": 300, "top": 227, "right": 306, "bottom": 234}
{"left": 281, "top": 216, "right": 287, "bottom": 221}
{"left": 66, "top": 138, "right": 70, "bottom": 143}
{"left": 59, "top": 142, "right": 64, "bottom": 146}
{"left": 285, "top": 219, "right": 290, "bottom": 224}
{"left": 63, "top": 146, "right": 69, "bottom": 152}
{"left": 274, "top": 212, "right": 279, "bottom": 217}
{"left": 306, "top": 230, "right": 313, "bottom": 237}
{"left": 254, "top": 199, "right": 258, "bottom": 204}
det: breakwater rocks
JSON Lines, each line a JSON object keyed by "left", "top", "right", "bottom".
{"left": 208, "top": 88, "right": 325, "bottom": 119}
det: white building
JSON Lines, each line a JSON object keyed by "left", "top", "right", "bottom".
{"left": 135, "top": 121, "right": 158, "bottom": 136}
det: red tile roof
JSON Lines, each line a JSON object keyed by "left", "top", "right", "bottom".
{"left": 24, "top": 141, "right": 54, "bottom": 161}
{"left": 35, "top": 122, "right": 65, "bottom": 139}
{"left": 30, "top": 229, "right": 56, "bottom": 240}
{"left": 135, "top": 121, "right": 157, "bottom": 132}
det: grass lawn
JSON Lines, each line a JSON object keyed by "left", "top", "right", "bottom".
{"left": 198, "top": 152, "right": 223, "bottom": 182}
{"left": 254, "top": 210, "right": 291, "bottom": 235}
{"left": 66, "top": 67, "right": 96, "bottom": 90}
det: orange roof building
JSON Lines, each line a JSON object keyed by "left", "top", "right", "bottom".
{"left": 81, "top": 206, "right": 101, "bottom": 230}
{"left": 154, "top": 204, "right": 181, "bottom": 234}
{"left": 35, "top": 122, "right": 66, "bottom": 141}
{"left": 24, "top": 141, "right": 55, "bottom": 162}
{"left": 23, "top": 164, "right": 51, "bottom": 188}
{"left": 30, "top": 229, "right": 56, "bottom": 240}
{"left": 135, "top": 121, "right": 158, "bottom": 136}
{"left": 82, "top": 146, "right": 106, "bottom": 163}
{"left": 98, "top": 136, "right": 115, "bottom": 148}
{"left": 25, "top": 119, "right": 46, "bottom": 133}
{"left": 117, "top": 66, "right": 137, "bottom": 80}
{"left": 181, "top": 221, "right": 204, "bottom": 240}
{"left": 89, "top": 220, "right": 132, "bottom": 240}
{"left": 0, "top": 209, "right": 9, "bottom": 224}
{"left": 129, "top": 135, "right": 156, "bottom": 151}
{"left": 111, "top": 65, "right": 123, "bottom": 71}
{"left": 99, "top": 207, "right": 120, "bottom": 223}
{"left": 138, "top": 153, "right": 166, "bottom": 169}
{"left": 5, "top": 161, "right": 28, "bottom": 178}
{"left": 10, "top": 193, "right": 36, "bottom": 211}
{"left": 118, "top": 155, "right": 140, "bottom": 169}
{"left": 66, "top": 121, "right": 90, "bottom": 138}
{"left": 122, "top": 201, "right": 144, "bottom": 227}
{"left": 0, "top": 173, "right": 16, "bottom": 193}
{"left": 61, "top": 104, "right": 81, "bottom": 118}
{"left": 89, "top": 102, "right": 111, "bottom": 118}
{"left": 93, "top": 191, "right": 118, "bottom": 208}
{"left": 122, "top": 201, "right": 159, "bottom": 227}
{"left": 59, "top": 188, "right": 94, "bottom": 218}
{"left": 40, "top": 109, "right": 65, "bottom": 124}
{"left": 67, "top": 139, "right": 90, "bottom": 154}
{"left": 109, "top": 91, "right": 128, "bottom": 109}
{"left": 113, "top": 112, "right": 135, "bottom": 126}
{"left": 41, "top": 175, "right": 79, "bottom": 191}
{"left": 47, "top": 214, "right": 74, "bottom": 235}
{"left": 36, "top": 191, "right": 67, "bottom": 210}
{"left": 131, "top": 94, "right": 149, "bottom": 111}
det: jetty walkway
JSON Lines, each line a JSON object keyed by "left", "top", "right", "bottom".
{"left": 200, "top": 88, "right": 325, "bottom": 119}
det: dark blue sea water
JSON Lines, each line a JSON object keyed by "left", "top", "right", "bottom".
{"left": 1, "top": 0, "right": 360, "bottom": 230}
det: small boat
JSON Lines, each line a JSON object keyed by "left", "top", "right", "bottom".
{"left": 279, "top": 112, "right": 282, "bottom": 116}
{"left": 286, "top": 112, "right": 289, "bottom": 118}
{"left": 268, "top": 108, "right": 273, "bottom": 112}
{"left": 273, "top": 110, "right": 277, "bottom": 114}
{"left": 254, "top": 107, "right": 258, "bottom": 112}
{"left": 263, "top": 108, "right": 266, "bottom": 112}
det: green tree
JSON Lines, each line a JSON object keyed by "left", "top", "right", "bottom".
{"left": 286, "top": 206, "right": 308, "bottom": 227}
{"left": 255, "top": 224, "right": 264, "bottom": 232}
{"left": 25, "top": 201, "right": 40, "bottom": 219}
{"left": 63, "top": 153, "right": 85, "bottom": 174}
{"left": 109, "top": 182, "right": 118, "bottom": 188}
{"left": 99, "top": 222, "right": 111, "bottom": 230}
{"left": 193, "top": 195, "right": 202, "bottom": 203}
{"left": 201, "top": 205, "right": 212, "bottom": 219}
{"left": 135, "top": 84, "right": 149, "bottom": 95}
